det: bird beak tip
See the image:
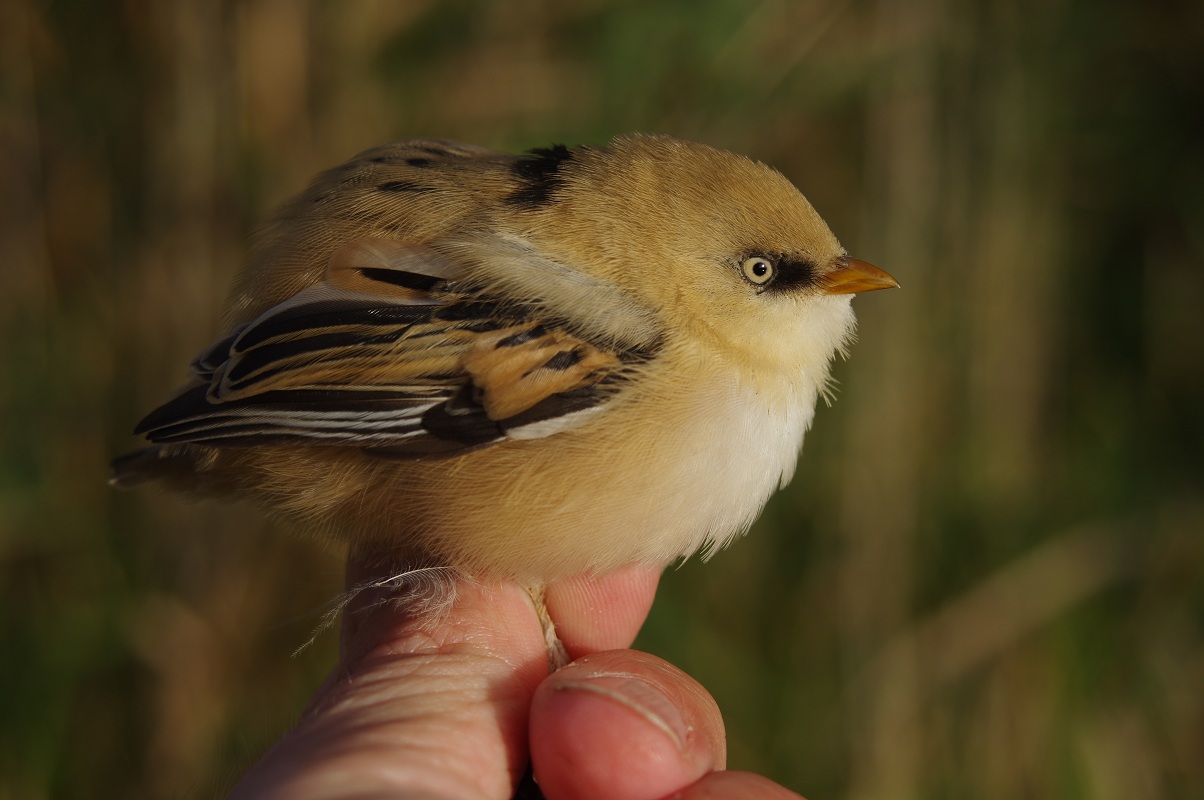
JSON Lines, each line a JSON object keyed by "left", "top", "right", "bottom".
{"left": 822, "top": 257, "right": 899, "bottom": 295}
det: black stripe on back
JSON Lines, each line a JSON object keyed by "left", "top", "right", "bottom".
{"left": 507, "top": 144, "right": 574, "bottom": 208}
{"left": 235, "top": 304, "right": 433, "bottom": 351}
{"left": 358, "top": 267, "right": 444, "bottom": 292}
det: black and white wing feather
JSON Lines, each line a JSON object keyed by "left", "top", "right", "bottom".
{"left": 134, "top": 238, "right": 644, "bottom": 457}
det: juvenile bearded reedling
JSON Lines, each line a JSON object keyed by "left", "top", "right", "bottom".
{"left": 112, "top": 133, "right": 897, "bottom": 661}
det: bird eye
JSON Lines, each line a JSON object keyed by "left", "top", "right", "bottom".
{"left": 741, "top": 256, "right": 776, "bottom": 286}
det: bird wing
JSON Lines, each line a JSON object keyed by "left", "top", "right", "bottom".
{"left": 134, "top": 237, "right": 645, "bottom": 457}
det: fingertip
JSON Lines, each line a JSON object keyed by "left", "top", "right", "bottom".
{"left": 529, "top": 649, "right": 724, "bottom": 800}
{"left": 544, "top": 564, "right": 661, "bottom": 657}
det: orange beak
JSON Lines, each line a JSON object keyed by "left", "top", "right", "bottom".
{"left": 822, "top": 257, "right": 899, "bottom": 295}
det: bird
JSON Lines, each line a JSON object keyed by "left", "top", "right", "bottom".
{"left": 111, "top": 133, "right": 897, "bottom": 661}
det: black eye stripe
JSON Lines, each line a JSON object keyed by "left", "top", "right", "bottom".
{"left": 771, "top": 257, "right": 821, "bottom": 290}
{"left": 738, "top": 253, "right": 821, "bottom": 292}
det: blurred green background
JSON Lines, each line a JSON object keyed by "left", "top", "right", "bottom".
{"left": 2, "top": 0, "right": 1202, "bottom": 797}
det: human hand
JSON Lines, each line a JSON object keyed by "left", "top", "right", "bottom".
{"left": 229, "top": 556, "right": 803, "bottom": 799}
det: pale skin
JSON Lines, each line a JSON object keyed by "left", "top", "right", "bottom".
{"left": 229, "top": 556, "right": 805, "bottom": 799}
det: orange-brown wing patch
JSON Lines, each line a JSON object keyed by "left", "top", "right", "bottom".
{"left": 465, "top": 325, "right": 623, "bottom": 421}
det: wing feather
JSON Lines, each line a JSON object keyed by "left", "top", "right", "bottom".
{"left": 135, "top": 237, "right": 651, "bottom": 457}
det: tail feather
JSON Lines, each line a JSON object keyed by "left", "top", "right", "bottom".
{"left": 109, "top": 444, "right": 210, "bottom": 490}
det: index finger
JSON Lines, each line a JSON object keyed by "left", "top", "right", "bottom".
{"left": 544, "top": 564, "right": 662, "bottom": 659}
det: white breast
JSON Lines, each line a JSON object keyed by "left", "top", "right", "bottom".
{"left": 648, "top": 370, "right": 819, "bottom": 561}
{"left": 512, "top": 365, "right": 821, "bottom": 575}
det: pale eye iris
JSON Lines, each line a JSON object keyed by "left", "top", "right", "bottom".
{"left": 741, "top": 256, "right": 775, "bottom": 286}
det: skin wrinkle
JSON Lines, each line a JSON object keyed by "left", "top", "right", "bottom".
{"left": 314, "top": 582, "right": 546, "bottom": 798}
{"left": 286, "top": 688, "right": 503, "bottom": 797}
